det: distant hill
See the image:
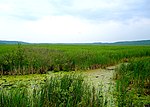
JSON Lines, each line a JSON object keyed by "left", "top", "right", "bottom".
{"left": 0, "top": 40, "right": 150, "bottom": 45}
{"left": 94, "top": 40, "right": 150, "bottom": 45}
{"left": 0, "top": 40, "right": 28, "bottom": 44}
{"left": 113, "top": 40, "right": 150, "bottom": 45}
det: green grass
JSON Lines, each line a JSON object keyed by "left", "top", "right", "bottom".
{"left": 0, "top": 73, "right": 106, "bottom": 107}
{"left": 0, "top": 44, "right": 150, "bottom": 75}
{"left": 0, "top": 44, "right": 149, "bottom": 106}
{"left": 115, "top": 57, "right": 150, "bottom": 106}
{"left": 0, "top": 88, "right": 30, "bottom": 107}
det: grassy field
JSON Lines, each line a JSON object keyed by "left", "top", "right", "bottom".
{"left": 0, "top": 44, "right": 150, "bottom": 107}
{"left": 0, "top": 44, "right": 150, "bottom": 75}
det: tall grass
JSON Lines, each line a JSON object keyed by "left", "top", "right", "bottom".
{"left": 0, "top": 73, "right": 107, "bottom": 107}
{"left": 115, "top": 57, "right": 150, "bottom": 106}
{"left": 0, "top": 88, "right": 30, "bottom": 107}
{"left": 0, "top": 44, "right": 150, "bottom": 75}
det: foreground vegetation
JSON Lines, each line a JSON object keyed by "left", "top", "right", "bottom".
{"left": 0, "top": 44, "right": 150, "bottom": 75}
{"left": 0, "top": 73, "right": 107, "bottom": 107}
{"left": 0, "top": 44, "right": 149, "bottom": 107}
{"left": 115, "top": 57, "right": 150, "bottom": 106}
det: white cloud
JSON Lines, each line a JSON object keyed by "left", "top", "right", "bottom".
{"left": 24, "top": 16, "right": 90, "bottom": 35}
{"left": 0, "top": 0, "right": 149, "bottom": 43}
{"left": 53, "top": 0, "right": 143, "bottom": 12}
{"left": 0, "top": 4, "right": 12, "bottom": 11}
{"left": 0, "top": 15, "right": 150, "bottom": 43}
{"left": 71, "top": 0, "right": 119, "bottom": 10}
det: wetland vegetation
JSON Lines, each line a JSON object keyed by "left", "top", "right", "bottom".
{"left": 0, "top": 44, "right": 150, "bottom": 107}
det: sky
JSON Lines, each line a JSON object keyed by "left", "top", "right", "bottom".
{"left": 0, "top": 0, "right": 150, "bottom": 43}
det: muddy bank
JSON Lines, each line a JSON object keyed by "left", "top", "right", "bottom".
{"left": 84, "top": 65, "right": 118, "bottom": 106}
{"left": 85, "top": 65, "right": 116, "bottom": 87}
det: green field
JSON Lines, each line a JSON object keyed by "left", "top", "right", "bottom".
{"left": 0, "top": 44, "right": 150, "bottom": 107}
{"left": 0, "top": 44, "right": 150, "bottom": 74}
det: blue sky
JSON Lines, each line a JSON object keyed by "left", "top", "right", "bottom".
{"left": 0, "top": 0, "right": 150, "bottom": 43}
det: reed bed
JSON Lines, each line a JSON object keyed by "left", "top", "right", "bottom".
{"left": 0, "top": 44, "right": 149, "bottom": 106}
{"left": 0, "top": 44, "right": 150, "bottom": 75}
{"left": 0, "top": 73, "right": 106, "bottom": 107}
{"left": 115, "top": 57, "right": 150, "bottom": 106}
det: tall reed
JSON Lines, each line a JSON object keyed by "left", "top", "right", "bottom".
{"left": 115, "top": 57, "right": 150, "bottom": 106}
{"left": 0, "top": 73, "right": 106, "bottom": 107}
{"left": 0, "top": 44, "right": 150, "bottom": 75}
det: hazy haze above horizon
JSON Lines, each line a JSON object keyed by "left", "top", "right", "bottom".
{"left": 0, "top": 0, "right": 150, "bottom": 43}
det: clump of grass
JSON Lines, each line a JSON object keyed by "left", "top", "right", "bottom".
{"left": 0, "top": 88, "right": 31, "bottom": 107}
{"left": 115, "top": 57, "right": 150, "bottom": 106}
{"left": 0, "top": 44, "right": 77, "bottom": 75}
{"left": 39, "top": 73, "right": 106, "bottom": 107}
{"left": 0, "top": 73, "right": 106, "bottom": 107}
